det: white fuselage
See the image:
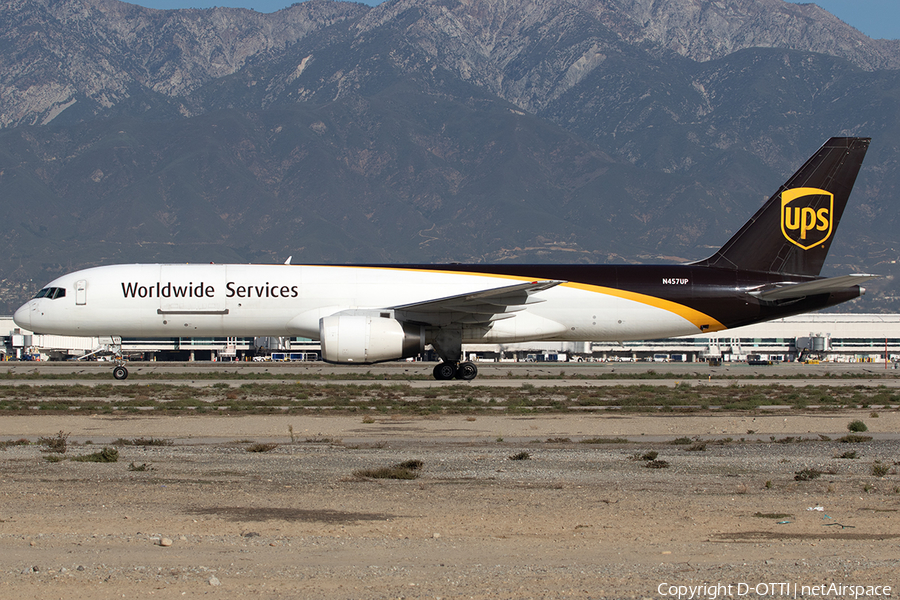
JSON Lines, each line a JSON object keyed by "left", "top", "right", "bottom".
{"left": 13, "top": 264, "right": 708, "bottom": 343}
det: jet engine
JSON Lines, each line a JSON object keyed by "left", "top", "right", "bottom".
{"left": 319, "top": 314, "right": 424, "bottom": 364}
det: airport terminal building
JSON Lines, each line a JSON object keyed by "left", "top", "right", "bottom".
{"left": 3, "top": 312, "right": 900, "bottom": 364}
{"left": 491, "top": 312, "right": 900, "bottom": 364}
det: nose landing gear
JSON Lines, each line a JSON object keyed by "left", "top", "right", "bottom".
{"left": 108, "top": 337, "right": 127, "bottom": 380}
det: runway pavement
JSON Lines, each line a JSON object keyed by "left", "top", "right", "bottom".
{"left": 2, "top": 359, "right": 899, "bottom": 387}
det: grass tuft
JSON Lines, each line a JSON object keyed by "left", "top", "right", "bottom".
{"left": 838, "top": 434, "right": 873, "bottom": 443}
{"left": 0, "top": 438, "right": 30, "bottom": 449}
{"left": 872, "top": 461, "right": 890, "bottom": 477}
{"left": 113, "top": 437, "right": 174, "bottom": 446}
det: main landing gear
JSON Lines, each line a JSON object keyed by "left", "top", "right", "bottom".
{"left": 430, "top": 329, "right": 476, "bottom": 381}
{"left": 432, "top": 361, "right": 478, "bottom": 381}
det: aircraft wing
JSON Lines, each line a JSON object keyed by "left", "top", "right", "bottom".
{"left": 391, "top": 279, "right": 566, "bottom": 326}
{"left": 749, "top": 274, "right": 879, "bottom": 302}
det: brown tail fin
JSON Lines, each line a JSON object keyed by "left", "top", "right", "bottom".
{"left": 693, "top": 137, "right": 869, "bottom": 276}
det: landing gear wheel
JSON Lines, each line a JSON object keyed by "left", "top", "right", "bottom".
{"left": 433, "top": 362, "right": 457, "bottom": 381}
{"left": 113, "top": 366, "right": 128, "bottom": 380}
{"left": 455, "top": 361, "right": 478, "bottom": 381}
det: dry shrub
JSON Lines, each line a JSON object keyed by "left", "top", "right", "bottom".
{"left": 246, "top": 443, "right": 278, "bottom": 453}
{"left": 355, "top": 459, "right": 424, "bottom": 480}
{"left": 39, "top": 431, "right": 69, "bottom": 454}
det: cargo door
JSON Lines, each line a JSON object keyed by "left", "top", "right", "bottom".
{"left": 158, "top": 265, "right": 228, "bottom": 335}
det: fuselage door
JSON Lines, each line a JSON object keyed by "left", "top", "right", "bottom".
{"left": 75, "top": 280, "right": 87, "bottom": 305}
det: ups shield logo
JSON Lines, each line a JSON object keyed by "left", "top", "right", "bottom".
{"left": 781, "top": 187, "right": 833, "bottom": 250}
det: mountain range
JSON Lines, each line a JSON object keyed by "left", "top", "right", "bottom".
{"left": 1, "top": 0, "right": 899, "bottom": 315}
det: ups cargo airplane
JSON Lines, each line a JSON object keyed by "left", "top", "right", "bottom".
{"left": 14, "top": 137, "right": 876, "bottom": 381}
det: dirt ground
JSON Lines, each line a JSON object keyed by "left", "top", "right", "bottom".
{"left": 1, "top": 411, "right": 898, "bottom": 599}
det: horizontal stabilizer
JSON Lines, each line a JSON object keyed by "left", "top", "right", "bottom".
{"left": 749, "top": 274, "right": 878, "bottom": 301}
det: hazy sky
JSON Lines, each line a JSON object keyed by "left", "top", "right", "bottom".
{"left": 125, "top": 1, "right": 899, "bottom": 41}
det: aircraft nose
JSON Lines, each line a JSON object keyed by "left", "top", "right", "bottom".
{"left": 13, "top": 301, "right": 32, "bottom": 330}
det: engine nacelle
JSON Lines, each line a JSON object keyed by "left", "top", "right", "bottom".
{"left": 319, "top": 315, "right": 425, "bottom": 364}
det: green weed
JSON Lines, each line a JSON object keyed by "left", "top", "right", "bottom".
{"left": 71, "top": 447, "right": 119, "bottom": 462}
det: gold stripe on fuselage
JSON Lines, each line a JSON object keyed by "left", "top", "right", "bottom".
{"left": 332, "top": 265, "right": 727, "bottom": 334}
{"left": 563, "top": 282, "right": 726, "bottom": 333}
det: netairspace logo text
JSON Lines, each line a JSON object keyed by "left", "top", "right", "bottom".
{"left": 657, "top": 582, "right": 893, "bottom": 599}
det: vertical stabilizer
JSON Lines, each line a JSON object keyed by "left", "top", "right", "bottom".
{"left": 694, "top": 137, "right": 869, "bottom": 276}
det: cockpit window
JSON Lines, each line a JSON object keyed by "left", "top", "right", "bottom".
{"left": 33, "top": 287, "right": 66, "bottom": 300}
